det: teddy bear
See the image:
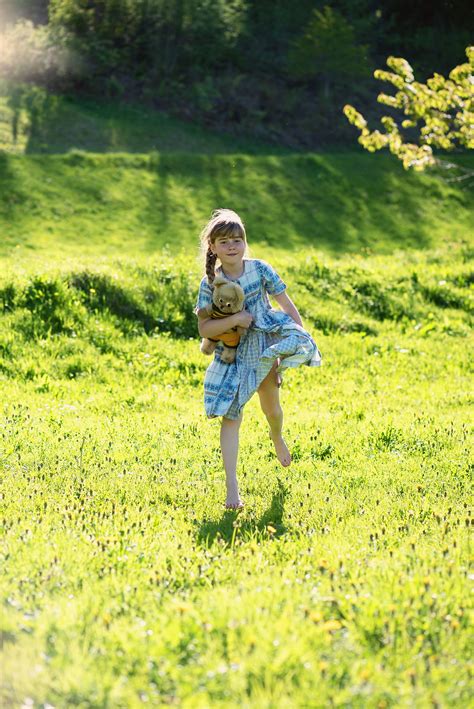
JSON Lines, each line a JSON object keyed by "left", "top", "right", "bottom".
{"left": 200, "top": 276, "right": 246, "bottom": 363}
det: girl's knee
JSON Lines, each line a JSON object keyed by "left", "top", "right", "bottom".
{"left": 262, "top": 404, "right": 282, "bottom": 421}
{"left": 222, "top": 415, "right": 243, "bottom": 427}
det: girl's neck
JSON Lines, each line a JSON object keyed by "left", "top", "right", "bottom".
{"left": 220, "top": 259, "right": 246, "bottom": 280}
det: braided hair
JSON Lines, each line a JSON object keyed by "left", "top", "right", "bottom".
{"left": 205, "top": 249, "right": 218, "bottom": 285}
{"left": 199, "top": 209, "right": 247, "bottom": 286}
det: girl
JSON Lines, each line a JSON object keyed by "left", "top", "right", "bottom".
{"left": 195, "top": 209, "right": 321, "bottom": 510}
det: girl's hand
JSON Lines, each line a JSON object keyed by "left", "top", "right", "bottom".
{"left": 234, "top": 310, "right": 253, "bottom": 329}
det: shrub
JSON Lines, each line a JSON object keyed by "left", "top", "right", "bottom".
{"left": 0, "top": 284, "right": 16, "bottom": 313}
{"left": 70, "top": 267, "right": 197, "bottom": 338}
{"left": 345, "top": 277, "right": 413, "bottom": 322}
{"left": 18, "top": 275, "right": 83, "bottom": 338}
{"left": 419, "top": 283, "right": 472, "bottom": 313}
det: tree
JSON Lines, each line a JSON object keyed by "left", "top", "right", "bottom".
{"left": 289, "top": 6, "right": 370, "bottom": 101}
{"left": 47, "top": 0, "right": 249, "bottom": 84}
{"left": 343, "top": 46, "right": 474, "bottom": 171}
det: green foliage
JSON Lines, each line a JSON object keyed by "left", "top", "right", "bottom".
{"left": 291, "top": 255, "right": 473, "bottom": 337}
{"left": 0, "top": 92, "right": 267, "bottom": 154}
{"left": 47, "top": 0, "right": 249, "bottom": 82}
{"left": 0, "top": 265, "right": 198, "bottom": 342}
{"left": 344, "top": 47, "right": 474, "bottom": 170}
{"left": 1, "top": 1, "right": 471, "bottom": 147}
{"left": 1, "top": 84, "right": 64, "bottom": 149}
{"left": 18, "top": 274, "right": 84, "bottom": 337}
{"left": 289, "top": 6, "right": 370, "bottom": 89}
{"left": 0, "top": 19, "right": 77, "bottom": 86}
{"left": 70, "top": 265, "right": 197, "bottom": 338}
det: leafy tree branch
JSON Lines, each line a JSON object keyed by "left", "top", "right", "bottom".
{"left": 343, "top": 46, "right": 474, "bottom": 171}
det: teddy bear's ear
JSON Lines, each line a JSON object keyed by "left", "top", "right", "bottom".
{"left": 235, "top": 288, "right": 245, "bottom": 308}
{"left": 212, "top": 276, "right": 228, "bottom": 287}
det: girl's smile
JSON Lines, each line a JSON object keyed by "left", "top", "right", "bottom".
{"left": 211, "top": 237, "right": 246, "bottom": 267}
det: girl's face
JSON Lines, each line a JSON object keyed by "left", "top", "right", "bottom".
{"left": 210, "top": 234, "right": 246, "bottom": 265}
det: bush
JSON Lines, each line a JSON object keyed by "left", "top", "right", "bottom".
{"left": 419, "top": 283, "right": 472, "bottom": 313}
{"left": 0, "top": 284, "right": 16, "bottom": 313}
{"left": 19, "top": 275, "right": 84, "bottom": 338}
{"left": 69, "top": 267, "right": 197, "bottom": 338}
{"left": 345, "top": 276, "right": 413, "bottom": 322}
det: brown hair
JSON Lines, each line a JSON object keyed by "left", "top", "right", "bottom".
{"left": 199, "top": 209, "right": 247, "bottom": 284}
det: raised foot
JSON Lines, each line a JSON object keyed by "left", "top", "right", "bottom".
{"left": 270, "top": 432, "right": 291, "bottom": 467}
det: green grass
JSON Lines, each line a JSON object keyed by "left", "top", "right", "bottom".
{"left": 0, "top": 94, "right": 275, "bottom": 156}
{"left": 1, "top": 90, "right": 473, "bottom": 262}
{"left": 1, "top": 150, "right": 473, "bottom": 264}
{"left": 0, "top": 95, "right": 473, "bottom": 705}
{"left": 1, "top": 242, "right": 472, "bottom": 707}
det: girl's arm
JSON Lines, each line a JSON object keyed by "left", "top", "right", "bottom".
{"left": 197, "top": 310, "right": 252, "bottom": 338}
{"left": 272, "top": 291, "right": 303, "bottom": 327}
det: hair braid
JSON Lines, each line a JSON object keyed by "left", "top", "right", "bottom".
{"left": 206, "top": 248, "right": 217, "bottom": 285}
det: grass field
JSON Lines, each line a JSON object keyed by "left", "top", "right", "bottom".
{"left": 0, "top": 97, "right": 473, "bottom": 707}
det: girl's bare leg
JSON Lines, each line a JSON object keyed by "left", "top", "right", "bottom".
{"left": 220, "top": 415, "right": 244, "bottom": 508}
{"left": 258, "top": 360, "right": 291, "bottom": 467}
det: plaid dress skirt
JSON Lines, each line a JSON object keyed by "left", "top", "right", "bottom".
{"left": 195, "top": 259, "right": 322, "bottom": 420}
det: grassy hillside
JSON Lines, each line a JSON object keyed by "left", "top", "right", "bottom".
{"left": 1, "top": 151, "right": 473, "bottom": 264}
{"left": 1, "top": 92, "right": 472, "bottom": 262}
{"left": 0, "top": 95, "right": 273, "bottom": 156}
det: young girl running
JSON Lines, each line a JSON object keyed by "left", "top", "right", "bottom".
{"left": 195, "top": 209, "right": 321, "bottom": 510}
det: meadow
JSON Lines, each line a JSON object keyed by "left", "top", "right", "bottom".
{"left": 0, "top": 97, "right": 473, "bottom": 707}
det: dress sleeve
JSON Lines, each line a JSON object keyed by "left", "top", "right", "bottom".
{"left": 194, "top": 277, "right": 213, "bottom": 315}
{"left": 258, "top": 260, "right": 287, "bottom": 296}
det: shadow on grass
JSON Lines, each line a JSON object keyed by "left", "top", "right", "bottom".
{"left": 2, "top": 128, "right": 472, "bottom": 256}
{"left": 195, "top": 477, "right": 290, "bottom": 548}
{"left": 4, "top": 91, "right": 289, "bottom": 156}
{"left": 0, "top": 151, "right": 27, "bottom": 212}
{"left": 142, "top": 152, "right": 444, "bottom": 253}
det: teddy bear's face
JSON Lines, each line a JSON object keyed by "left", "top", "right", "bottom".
{"left": 212, "top": 276, "right": 245, "bottom": 313}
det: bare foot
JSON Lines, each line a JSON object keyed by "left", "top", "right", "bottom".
{"left": 270, "top": 432, "right": 291, "bottom": 467}
{"left": 225, "top": 498, "right": 245, "bottom": 511}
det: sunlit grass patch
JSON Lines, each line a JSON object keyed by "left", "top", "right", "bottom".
{"left": 0, "top": 241, "right": 472, "bottom": 705}
{"left": 1, "top": 149, "right": 473, "bottom": 263}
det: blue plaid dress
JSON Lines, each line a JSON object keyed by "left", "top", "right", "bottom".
{"left": 195, "top": 259, "right": 322, "bottom": 420}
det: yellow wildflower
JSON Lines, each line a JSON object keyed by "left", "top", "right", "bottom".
{"left": 322, "top": 619, "right": 342, "bottom": 632}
